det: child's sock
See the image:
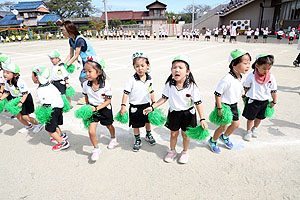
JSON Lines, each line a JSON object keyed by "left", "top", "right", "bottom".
{"left": 146, "top": 131, "right": 151, "bottom": 136}
{"left": 135, "top": 134, "right": 141, "bottom": 141}
{"left": 211, "top": 138, "right": 217, "bottom": 143}
{"left": 222, "top": 134, "right": 229, "bottom": 139}
{"left": 94, "top": 146, "right": 100, "bottom": 149}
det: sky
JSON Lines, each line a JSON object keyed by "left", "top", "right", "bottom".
{"left": 2, "top": 0, "right": 231, "bottom": 14}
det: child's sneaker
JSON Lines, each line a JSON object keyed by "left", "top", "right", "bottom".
{"left": 32, "top": 124, "right": 43, "bottom": 133}
{"left": 18, "top": 124, "right": 33, "bottom": 133}
{"left": 208, "top": 137, "right": 221, "bottom": 153}
{"left": 293, "top": 60, "right": 299, "bottom": 67}
{"left": 164, "top": 149, "right": 177, "bottom": 163}
{"left": 243, "top": 130, "right": 252, "bottom": 141}
{"left": 145, "top": 133, "right": 156, "bottom": 145}
{"left": 219, "top": 134, "right": 233, "bottom": 149}
{"left": 133, "top": 140, "right": 142, "bottom": 152}
{"left": 178, "top": 151, "right": 189, "bottom": 164}
{"left": 50, "top": 133, "right": 68, "bottom": 144}
{"left": 251, "top": 127, "right": 259, "bottom": 138}
{"left": 91, "top": 148, "right": 100, "bottom": 161}
{"left": 10, "top": 115, "right": 16, "bottom": 119}
{"left": 52, "top": 140, "right": 70, "bottom": 151}
{"left": 107, "top": 138, "right": 118, "bottom": 149}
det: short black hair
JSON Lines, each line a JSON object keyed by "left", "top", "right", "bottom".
{"left": 133, "top": 57, "right": 149, "bottom": 65}
{"left": 252, "top": 55, "right": 274, "bottom": 69}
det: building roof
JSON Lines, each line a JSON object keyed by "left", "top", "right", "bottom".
{"left": 13, "top": 1, "right": 44, "bottom": 10}
{"left": 0, "top": 11, "right": 12, "bottom": 18}
{"left": 100, "top": 11, "right": 148, "bottom": 21}
{"left": 146, "top": 0, "right": 167, "bottom": 9}
{"left": 0, "top": 15, "right": 23, "bottom": 26}
{"left": 38, "top": 14, "right": 60, "bottom": 23}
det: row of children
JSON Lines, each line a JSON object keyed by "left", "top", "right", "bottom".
{"left": 0, "top": 49, "right": 277, "bottom": 164}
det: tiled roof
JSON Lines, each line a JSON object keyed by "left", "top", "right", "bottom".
{"left": 0, "top": 15, "right": 23, "bottom": 26}
{"left": 146, "top": 0, "right": 167, "bottom": 9}
{"left": 100, "top": 11, "right": 148, "bottom": 21}
{"left": 38, "top": 14, "right": 60, "bottom": 23}
{"left": 13, "top": 1, "right": 44, "bottom": 10}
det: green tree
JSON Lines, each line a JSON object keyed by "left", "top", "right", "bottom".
{"left": 108, "top": 18, "right": 121, "bottom": 28}
{"left": 45, "top": 0, "right": 96, "bottom": 18}
{"left": 90, "top": 20, "right": 104, "bottom": 31}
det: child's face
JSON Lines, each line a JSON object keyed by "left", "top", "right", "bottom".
{"left": 233, "top": 55, "right": 251, "bottom": 74}
{"left": 31, "top": 72, "right": 39, "bottom": 84}
{"left": 133, "top": 58, "right": 148, "bottom": 77}
{"left": 171, "top": 61, "right": 190, "bottom": 82}
{"left": 85, "top": 62, "right": 102, "bottom": 81}
{"left": 256, "top": 63, "right": 272, "bottom": 75}
{"left": 3, "top": 70, "right": 14, "bottom": 80}
{"left": 50, "top": 57, "right": 60, "bottom": 65}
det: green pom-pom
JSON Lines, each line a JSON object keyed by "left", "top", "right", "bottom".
{"left": 5, "top": 97, "right": 22, "bottom": 115}
{"left": 209, "top": 104, "right": 233, "bottom": 126}
{"left": 265, "top": 101, "right": 274, "bottom": 119}
{"left": 64, "top": 63, "right": 75, "bottom": 74}
{"left": 238, "top": 108, "right": 241, "bottom": 117}
{"left": 148, "top": 108, "right": 167, "bottom": 126}
{"left": 65, "top": 86, "right": 76, "bottom": 97}
{"left": 34, "top": 106, "right": 53, "bottom": 125}
{"left": 186, "top": 125, "right": 210, "bottom": 141}
{"left": 75, "top": 105, "right": 93, "bottom": 119}
{"left": 61, "top": 95, "right": 70, "bottom": 113}
{"left": 0, "top": 99, "right": 8, "bottom": 113}
{"left": 114, "top": 111, "right": 129, "bottom": 124}
{"left": 83, "top": 118, "right": 92, "bottom": 129}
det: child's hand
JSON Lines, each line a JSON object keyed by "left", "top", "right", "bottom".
{"left": 270, "top": 102, "right": 276, "bottom": 108}
{"left": 217, "top": 108, "right": 223, "bottom": 117}
{"left": 120, "top": 106, "right": 126, "bottom": 116}
{"left": 66, "top": 83, "right": 70, "bottom": 89}
{"left": 143, "top": 107, "right": 153, "bottom": 115}
{"left": 91, "top": 105, "right": 97, "bottom": 112}
{"left": 200, "top": 120, "right": 208, "bottom": 131}
{"left": 18, "top": 102, "right": 22, "bottom": 107}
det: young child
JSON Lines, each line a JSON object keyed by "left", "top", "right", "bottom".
{"left": 246, "top": 28, "right": 253, "bottom": 43}
{"left": 83, "top": 56, "right": 116, "bottom": 161}
{"left": 242, "top": 54, "right": 277, "bottom": 141}
{"left": 262, "top": 27, "right": 271, "bottom": 43}
{"left": 254, "top": 28, "right": 260, "bottom": 43}
{"left": 276, "top": 28, "right": 285, "bottom": 43}
{"left": 48, "top": 50, "right": 72, "bottom": 107}
{"left": 0, "top": 63, "right": 43, "bottom": 133}
{"left": 119, "top": 52, "right": 156, "bottom": 152}
{"left": 288, "top": 28, "right": 296, "bottom": 45}
{"left": 0, "top": 54, "right": 11, "bottom": 97}
{"left": 143, "top": 55, "right": 208, "bottom": 164}
{"left": 32, "top": 66, "right": 70, "bottom": 151}
{"left": 208, "top": 49, "right": 251, "bottom": 153}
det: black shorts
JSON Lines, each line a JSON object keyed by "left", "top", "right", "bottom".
{"left": 242, "top": 98, "right": 268, "bottom": 120}
{"left": 16, "top": 93, "right": 34, "bottom": 115}
{"left": 90, "top": 106, "right": 113, "bottom": 126}
{"left": 224, "top": 103, "right": 239, "bottom": 121}
{"left": 277, "top": 35, "right": 282, "bottom": 40}
{"left": 289, "top": 37, "right": 294, "bottom": 41}
{"left": 133, "top": 35, "right": 136, "bottom": 38}
{"left": 230, "top": 36, "right": 236, "bottom": 40}
{"left": 52, "top": 80, "right": 66, "bottom": 95}
{"left": 196, "top": 35, "right": 199, "bottom": 38}
{"left": 129, "top": 103, "right": 150, "bottom": 128}
{"left": 254, "top": 35, "right": 259, "bottom": 39}
{"left": 263, "top": 35, "right": 268, "bottom": 39}
{"left": 183, "top": 35, "right": 185, "bottom": 38}
{"left": 223, "top": 35, "right": 226, "bottom": 39}
{"left": 247, "top": 36, "right": 251, "bottom": 39}
{"left": 165, "top": 107, "right": 197, "bottom": 131}
{"left": 214, "top": 34, "right": 218, "bottom": 37}
{"left": 46, "top": 108, "right": 63, "bottom": 133}
{"left": 177, "top": 36, "right": 180, "bottom": 38}
{"left": 205, "top": 36, "right": 210, "bottom": 39}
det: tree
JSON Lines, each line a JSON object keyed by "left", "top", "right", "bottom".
{"left": 90, "top": 20, "right": 104, "bottom": 31}
{"left": 0, "top": 1, "right": 16, "bottom": 12}
{"left": 183, "top": 4, "right": 211, "bottom": 19}
{"left": 108, "top": 19, "right": 121, "bottom": 28}
{"left": 45, "top": 0, "right": 96, "bottom": 19}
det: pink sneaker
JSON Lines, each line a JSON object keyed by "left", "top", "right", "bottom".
{"left": 164, "top": 149, "right": 177, "bottom": 163}
{"left": 91, "top": 148, "right": 100, "bottom": 161}
{"left": 107, "top": 138, "right": 118, "bottom": 149}
{"left": 52, "top": 140, "right": 70, "bottom": 152}
{"left": 178, "top": 151, "right": 189, "bottom": 164}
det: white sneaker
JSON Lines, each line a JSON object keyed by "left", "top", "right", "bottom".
{"left": 32, "top": 124, "right": 43, "bottom": 133}
{"left": 164, "top": 149, "right": 177, "bottom": 163}
{"left": 252, "top": 127, "right": 259, "bottom": 138}
{"left": 243, "top": 130, "right": 252, "bottom": 141}
{"left": 91, "top": 148, "right": 100, "bottom": 161}
{"left": 18, "top": 124, "right": 33, "bottom": 133}
{"left": 178, "top": 151, "right": 189, "bottom": 164}
{"left": 107, "top": 138, "right": 118, "bottom": 149}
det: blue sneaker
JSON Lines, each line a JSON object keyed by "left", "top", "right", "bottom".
{"left": 208, "top": 137, "right": 221, "bottom": 153}
{"left": 219, "top": 134, "right": 233, "bottom": 149}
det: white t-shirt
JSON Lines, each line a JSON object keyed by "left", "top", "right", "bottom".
{"left": 0, "top": 71, "right": 5, "bottom": 85}
{"left": 214, "top": 71, "right": 243, "bottom": 104}
{"left": 231, "top": 26, "right": 237, "bottom": 36}
{"left": 263, "top": 30, "right": 269, "bottom": 36}
{"left": 223, "top": 29, "right": 227, "bottom": 35}
{"left": 4, "top": 78, "right": 30, "bottom": 97}
{"left": 36, "top": 82, "right": 64, "bottom": 108}
{"left": 277, "top": 31, "right": 284, "bottom": 36}
{"left": 244, "top": 72, "right": 277, "bottom": 101}
{"left": 51, "top": 63, "right": 69, "bottom": 82}
{"left": 82, "top": 80, "right": 112, "bottom": 108}
{"left": 124, "top": 73, "right": 153, "bottom": 105}
{"left": 289, "top": 31, "right": 295, "bottom": 38}
{"left": 162, "top": 80, "right": 202, "bottom": 112}
{"left": 247, "top": 31, "right": 252, "bottom": 36}
{"left": 254, "top": 31, "right": 259, "bottom": 36}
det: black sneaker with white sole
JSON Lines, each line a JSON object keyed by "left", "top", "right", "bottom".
{"left": 133, "top": 140, "right": 142, "bottom": 152}
{"left": 145, "top": 134, "right": 156, "bottom": 145}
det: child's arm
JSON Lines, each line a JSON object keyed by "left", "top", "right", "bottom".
{"left": 0, "top": 91, "right": 8, "bottom": 101}
{"left": 18, "top": 93, "right": 28, "bottom": 107}
{"left": 242, "top": 88, "right": 249, "bottom": 101}
{"left": 195, "top": 104, "right": 208, "bottom": 130}
{"left": 0, "top": 85, "right": 4, "bottom": 98}
{"left": 64, "top": 47, "right": 74, "bottom": 64}
{"left": 215, "top": 95, "right": 223, "bottom": 117}
{"left": 66, "top": 47, "right": 81, "bottom": 67}
{"left": 93, "top": 98, "right": 111, "bottom": 112}
{"left": 270, "top": 92, "right": 277, "bottom": 108}
{"left": 150, "top": 92, "right": 155, "bottom": 104}
{"left": 143, "top": 97, "right": 167, "bottom": 115}
{"left": 120, "top": 93, "right": 128, "bottom": 116}
{"left": 84, "top": 94, "right": 89, "bottom": 105}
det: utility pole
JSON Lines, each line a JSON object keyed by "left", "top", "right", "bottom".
{"left": 103, "top": 0, "right": 108, "bottom": 29}
{"left": 192, "top": 0, "right": 195, "bottom": 31}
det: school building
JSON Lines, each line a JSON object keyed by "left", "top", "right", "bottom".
{"left": 193, "top": 0, "right": 300, "bottom": 31}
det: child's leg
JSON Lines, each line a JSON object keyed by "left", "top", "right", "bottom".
{"left": 106, "top": 124, "right": 115, "bottom": 138}
{"left": 170, "top": 130, "right": 180, "bottom": 150}
{"left": 181, "top": 131, "right": 190, "bottom": 151}
{"left": 67, "top": 97, "right": 72, "bottom": 107}
{"left": 56, "top": 126, "right": 63, "bottom": 135}
{"left": 145, "top": 123, "right": 151, "bottom": 132}
{"left": 224, "top": 120, "right": 240, "bottom": 137}
{"left": 145, "top": 123, "right": 156, "bottom": 145}
{"left": 88, "top": 122, "right": 99, "bottom": 148}
{"left": 49, "top": 131, "right": 63, "bottom": 144}
{"left": 133, "top": 128, "right": 140, "bottom": 137}
{"left": 16, "top": 113, "right": 30, "bottom": 126}
{"left": 253, "top": 118, "right": 261, "bottom": 128}
{"left": 21, "top": 114, "right": 38, "bottom": 125}
{"left": 212, "top": 125, "right": 227, "bottom": 141}
{"left": 247, "top": 119, "right": 254, "bottom": 131}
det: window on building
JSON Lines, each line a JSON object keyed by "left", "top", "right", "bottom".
{"left": 294, "top": 0, "right": 300, "bottom": 19}
{"left": 154, "top": 9, "right": 161, "bottom": 17}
